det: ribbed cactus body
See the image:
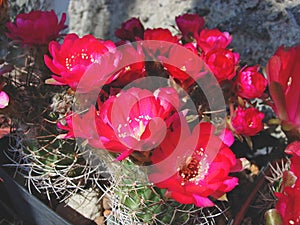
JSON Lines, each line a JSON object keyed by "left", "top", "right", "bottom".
{"left": 103, "top": 158, "right": 205, "bottom": 225}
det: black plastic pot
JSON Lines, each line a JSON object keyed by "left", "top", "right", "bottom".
{"left": 0, "top": 167, "right": 72, "bottom": 225}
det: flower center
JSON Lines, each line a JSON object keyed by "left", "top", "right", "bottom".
{"left": 117, "top": 115, "right": 151, "bottom": 141}
{"left": 65, "top": 50, "right": 99, "bottom": 71}
{"left": 178, "top": 147, "right": 210, "bottom": 185}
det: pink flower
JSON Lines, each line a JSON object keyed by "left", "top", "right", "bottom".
{"left": 44, "top": 34, "right": 118, "bottom": 91}
{"left": 274, "top": 141, "right": 300, "bottom": 224}
{"left": 275, "top": 184, "right": 300, "bottom": 225}
{"left": 204, "top": 48, "right": 239, "bottom": 82}
{"left": 57, "top": 107, "right": 98, "bottom": 140}
{"left": 175, "top": 13, "right": 205, "bottom": 41}
{"left": 197, "top": 28, "right": 232, "bottom": 53}
{"left": 143, "top": 28, "right": 179, "bottom": 55}
{"left": 111, "top": 42, "right": 146, "bottom": 87}
{"left": 0, "top": 90, "right": 9, "bottom": 109}
{"left": 150, "top": 122, "right": 239, "bottom": 207}
{"left": 115, "top": 17, "right": 144, "bottom": 41}
{"left": 95, "top": 87, "right": 180, "bottom": 160}
{"left": 285, "top": 141, "right": 300, "bottom": 180}
{"left": 266, "top": 44, "right": 300, "bottom": 128}
{"left": 236, "top": 65, "right": 267, "bottom": 99}
{"left": 6, "top": 10, "right": 66, "bottom": 45}
{"left": 144, "top": 28, "right": 179, "bottom": 43}
{"left": 183, "top": 43, "right": 199, "bottom": 55}
{"left": 160, "top": 43, "right": 205, "bottom": 84}
{"left": 231, "top": 107, "right": 264, "bottom": 136}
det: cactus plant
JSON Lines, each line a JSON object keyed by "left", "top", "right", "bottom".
{"left": 0, "top": 7, "right": 98, "bottom": 201}
{"left": 4, "top": 104, "right": 101, "bottom": 201}
{"left": 95, "top": 156, "right": 229, "bottom": 225}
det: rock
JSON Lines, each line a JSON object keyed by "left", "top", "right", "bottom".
{"left": 65, "top": 188, "right": 102, "bottom": 220}
{"left": 56, "top": 203, "right": 97, "bottom": 225}
{"left": 7, "top": 0, "right": 69, "bottom": 27}
{"left": 8, "top": 0, "right": 300, "bottom": 66}
{"left": 67, "top": 0, "right": 300, "bottom": 66}
{"left": 7, "top": 0, "right": 51, "bottom": 16}
{"left": 103, "top": 209, "right": 112, "bottom": 217}
{"left": 287, "top": 4, "right": 300, "bottom": 26}
{"left": 94, "top": 216, "right": 105, "bottom": 225}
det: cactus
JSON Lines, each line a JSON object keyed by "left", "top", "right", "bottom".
{"left": 1, "top": 29, "right": 98, "bottom": 201}
{"left": 5, "top": 115, "right": 101, "bottom": 201}
{"left": 95, "top": 156, "right": 229, "bottom": 225}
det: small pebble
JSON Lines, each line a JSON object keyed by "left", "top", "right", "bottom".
{"left": 94, "top": 216, "right": 105, "bottom": 225}
{"left": 103, "top": 210, "right": 112, "bottom": 217}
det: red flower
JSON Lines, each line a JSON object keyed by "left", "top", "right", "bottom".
{"left": 197, "top": 28, "right": 232, "bottom": 53}
{"left": 160, "top": 43, "right": 205, "bottom": 84}
{"left": 285, "top": 141, "right": 300, "bottom": 179}
{"left": 231, "top": 107, "right": 264, "bottom": 136}
{"left": 57, "top": 107, "right": 99, "bottom": 141}
{"left": 95, "top": 87, "right": 180, "bottom": 160}
{"left": 111, "top": 42, "right": 146, "bottom": 87}
{"left": 175, "top": 13, "right": 205, "bottom": 42}
{"left": 150, "top": 122, "right": 239, "bottom": 207}
{"left": 236, "top": 65, "right": 267, "bottom": 99}
{"left": 144, "top": 28, "right": 179, "bottom": 43}
{"left": 0, "top": 90, "right": 9, "bottom": 109}
{"left": 275, "top": 184, "right": 300, "bottom": 225}
{"left": 143, "top": 28, "right": 179, "bottom": 55}
{"left": 44, "top": 34, "right": 119, "bottom": 91}
{"left": 6, "top": 10, "right": 66, "bottom": 45}
{"left": 274, "top": 142, "right": 300, "bottom": 224}
{"left": 115, "top": 17, "right": 144, "bottom": 41}
{"left": 183, "top": 43, "right": 199, "bottom": 55}
{"left": 266, "top": 44, "right": 300, "bottom": 128}
{"left": 204, "top": 48, "right": 239, "bottom": 82}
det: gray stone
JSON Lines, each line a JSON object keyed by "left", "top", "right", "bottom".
{"left": 6, "top": 0, "right": 300, "bottom": 67}
{"left": 67, "top": 0, "right": 300, "bottom": 66}
{"left": 287, "top": 4, "right": 300, "bottom": 26}
{"left": 8, "top": 0, "right": 52, "bottom": 16}
{"left": 65, "top": 188, "right": 101, "bottom": 220}
{"left": 7, "top": 0, "right": 69, "bottom": 25}
{"left": 94, "top": 216, "right": 105, "bottom": 225}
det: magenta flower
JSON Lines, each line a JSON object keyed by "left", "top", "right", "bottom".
{"left": 143, "top": 28, "right": 179, "bottom": 55}
{"left": 204, "top": 48, "right": 239, "bottom": 82}
{"left": 197, "top": 28, "right": 232, "bottom": 53}
{"left": 231, "top": 106, "right": 264, "bottom": 136}
{"left": 150, "top": 122, "right": 240, "bottom": 207}
{"left": 236, "top": 65, "right": 267, "bottom": 99}
{"left": 285, "top": 141, "right": 300, "bottom": 182}
{"left": 0, "top": 91, "right": 9, "bottom": 109}
{"left": 111, "top": 42, "right": 146, "bottom": 87}
{"left": 274, "top": 142, "right": 300, "bottom": 225}
{"left": 175, "top": 13, "right": 205, "bottom": 41}
{"left": 95, "top": 87, "right": 180, "bottom": 160}
{"left": 160, "top": 43, "right": 204, "bottom": 84}
{"left": 115, "top": 17, "right": 144, "bottom": 41}
{"left": 144, "top": 28, "right": 179, "bottom": 43}
{"left": 57, "top": 107, "right": 98, "bottom": 140}
{"left": 275, "top": 185, "right": 300, "bottom": 225}
{"left": 44, "top": 34, "right": 119, "bottom": 91}
{"left": 266, "top": 44, "right": 300, "bottom": 129}
{"left": 6, "top": 10, "right": 66, "bottom": 45}
{"left": 58, "top": 88, "right": 180, "bottom": 161}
